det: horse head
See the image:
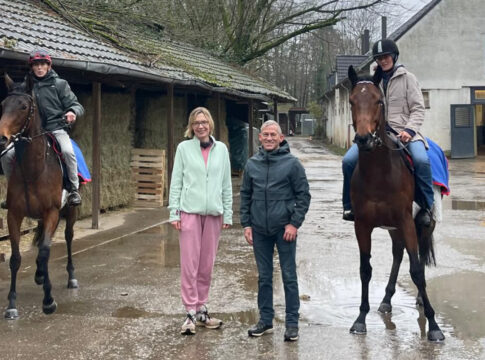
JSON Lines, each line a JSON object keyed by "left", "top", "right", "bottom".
{"left": 348, "top": 66, "right": 384, "bottom": 151}
{"left": 0, "top": 73, "right": 35, "bottom": 150}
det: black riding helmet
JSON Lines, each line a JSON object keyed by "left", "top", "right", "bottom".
{"left": 372, "top": 39, "right": 399, "bottom": 63}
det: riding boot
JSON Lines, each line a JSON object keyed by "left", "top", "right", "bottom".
{"left": 416, "top": 208, "right": 432, "bottom": 227}
{"left": 68, "top": 189, "right": 82, "bottom": 207}
{"left": 0, "top": 200, "right": 7, "bottom": 209}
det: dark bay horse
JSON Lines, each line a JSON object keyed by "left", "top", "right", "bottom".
{"left": 347, "top": 65, "right": 444, "bottom": 342}
{"left": 0, "top": 74, "right": 79, "bottom": 319}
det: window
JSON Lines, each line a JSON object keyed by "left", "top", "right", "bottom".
{"left": 471, "top": 87, "right": 485, "bottom": 104}
{"left": 422, "top": 91, "right": 430, "bottom": 109}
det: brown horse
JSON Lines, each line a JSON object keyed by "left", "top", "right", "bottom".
{"left": 0, "top": 74, "right": 79, "bottom": 319}
{"left": 347, "top": 65, "right": 444, "bottom": 342}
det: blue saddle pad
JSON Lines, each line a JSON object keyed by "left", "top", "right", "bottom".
{"left": 71, "top": 139, "right": 91, "bottom": 184}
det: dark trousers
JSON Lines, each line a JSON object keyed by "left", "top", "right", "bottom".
{"left": 252, "top": 229, "right": 299, "bottom": 328}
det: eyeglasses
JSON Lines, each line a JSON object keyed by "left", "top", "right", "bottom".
{"left": 192, "top": 120, "right": 209, "bottom": 127}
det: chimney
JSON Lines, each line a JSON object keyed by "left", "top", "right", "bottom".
{"left": 361, "top": 29, "right": 370, "bottom": 54}
{"left": 381, "top": 16, "right": 387, "bottom": 39}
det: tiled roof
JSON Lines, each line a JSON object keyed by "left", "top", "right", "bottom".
{"left": 335, "top": 55, "right": 368, "bottom": 82}
{"left": 0, "top": 0, "right": 295, "bottom": 102}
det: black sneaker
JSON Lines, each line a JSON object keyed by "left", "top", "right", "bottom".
{"left": 68, "top": 190, "right": 82, "bottom": 207}
{"left": 248, "top": 321, "right": 273, "bottom": 337}
{"left": 343, "top": 209, "right": 354, "bottom": 221}
{"left": 284, "top": 326, "right": 299, "bottom": 341}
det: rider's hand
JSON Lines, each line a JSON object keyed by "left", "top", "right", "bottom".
{"left": 65, "top": 111, "right": 76, "bottom": 124}
{"left": 398, "top": 131, "right": 412, "bottom": 143}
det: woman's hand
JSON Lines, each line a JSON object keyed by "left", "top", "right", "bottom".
{"left": 170, "top": 221, "right": 181, "bottom": 230}
{"left": 222, "top": 223, "right": 231, "bottom": 229}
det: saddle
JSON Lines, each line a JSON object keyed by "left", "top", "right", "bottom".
{"left": 46, "top": 133, "right": 71, "bottom": 191}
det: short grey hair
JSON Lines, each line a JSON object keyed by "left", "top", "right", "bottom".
{"left": 260, "top": 120, "right": 282, "bottom": 134}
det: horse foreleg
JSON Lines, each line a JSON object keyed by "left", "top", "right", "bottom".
{"left": 38, "top": 210, "right": 59, "bottom": 315}
{"left": 34, "top": 221, "right": 44, "bottom": 285}
{"left": 378, "top": 230, "right": 405, "bottom": 314}
{"left": 404, "top": 228, "right": 444, "bottom": 342}
{"left": 5, "top": 212, "right": 22, "bottom": 319}
{"left": 65, "top": 206, "right": 78, "bottom": 289}
{"left": 350, "top": 223, "right": 372, "bottom": 335}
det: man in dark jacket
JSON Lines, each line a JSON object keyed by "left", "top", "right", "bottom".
{"left": 1, "top": 49, "right": 84, "bottom": 206}
{"left": 240, "top": 120, "right": 311, "bottom": 342}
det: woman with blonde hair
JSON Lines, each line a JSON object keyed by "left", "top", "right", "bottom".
{"left": 169, "top": 107, "right": 233, "bottom": 335}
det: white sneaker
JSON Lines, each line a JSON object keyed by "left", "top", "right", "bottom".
{"left": 196, "top": 305, "right": 222, "bottom": 329}
{"left": 181, "top": 310, "right": 196, "bottom": 335}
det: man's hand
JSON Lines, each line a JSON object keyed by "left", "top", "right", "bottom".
{"left": 170, "top": 221, "right": 181, "bottom": 230}
{"left": 398, "top": 131, "right": 412, "bottom": 143}
{"left": 222, "top": 223, "right": 231, "bottom": 229}
{"left": 65, "top": 111, "right": 77, "bottom": 124}
{"left": 283, "top": 224, "right": 298, "bottom": 242}
{"left": 244, "top": 227, "right": 253, "bottom": 245}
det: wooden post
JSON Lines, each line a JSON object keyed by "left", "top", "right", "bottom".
{"left": 92, "top": 82, "right": 101, "bottom": 229}
{"left": 248, "top": 99, "right": 254, "bottom": 157}
{"left": 167, "top": 83, "right": 175, "bottom": 194}
{"left": 216, "top": 93, "right": 221, "bottom": 140}
{"left": 273, "top": 100, "right": 278, "bottom": 123}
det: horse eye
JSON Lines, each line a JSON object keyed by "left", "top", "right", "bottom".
{"left": 21, "top": 105, "right": 27, "bottom": 110}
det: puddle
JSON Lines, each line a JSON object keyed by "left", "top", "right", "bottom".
{"left": 451, "top": 199, "right": 485, "bottom": 210}
{"left": 112, "top": 306, "right": 160, "bottom": 319}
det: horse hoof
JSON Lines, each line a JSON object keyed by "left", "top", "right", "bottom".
{"left": 428, "top": 330, "right": 445, "bottom": 342}
{"left": 4, "top": 308, "right": 19, "bottom": 320}
{"left": 35, "top": 275, "right": 44, "bottom": 285}
{"left": 42, "top": 300, "right": 57, "bottom": 315}
{"left": 67, "top": 279, "right": 79, "bottom": 289}
{"left": 350, "top": 322, "right": 367, "bottom": 335}
{"left": 378, "top": 302, "right": 392, "bottom": 314}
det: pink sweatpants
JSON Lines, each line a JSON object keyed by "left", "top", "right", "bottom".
{"left": 179, "top": 211, "right": 223, "bottom": 312}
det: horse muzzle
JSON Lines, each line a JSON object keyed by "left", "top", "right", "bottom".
{"left": 354, "top": 133, "right": 375, "bottom": 151}
{"left": 0, "top": 135, "right": 9, "bottom": 150}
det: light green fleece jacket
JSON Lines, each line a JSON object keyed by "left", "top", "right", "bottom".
{"left": 168, "top": 136, "right": 233, "bottom": 224}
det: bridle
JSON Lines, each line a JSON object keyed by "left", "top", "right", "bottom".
{"left": 4, "top": 91, "right": 36, "bottom": 144}
{"left": 352, "top": 80, "right": 386, "bottom": 149}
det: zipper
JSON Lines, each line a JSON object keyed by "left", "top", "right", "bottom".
{"left": 265, "top": 153, "right": 270, "bottom": 233}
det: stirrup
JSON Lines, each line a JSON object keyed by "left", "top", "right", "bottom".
{"left": 343, "top": 209, "right": 354, "bottom": 221}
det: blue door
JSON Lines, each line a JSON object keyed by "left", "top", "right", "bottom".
{"left": 451, "top": 104, "right": 476, "bottom": 158}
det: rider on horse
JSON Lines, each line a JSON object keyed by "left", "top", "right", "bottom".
{"left": 342, "top": 39, "right": 434, "bottom": 226}
{"left": 1, "top": 49, "right": 84, "bottom": 207}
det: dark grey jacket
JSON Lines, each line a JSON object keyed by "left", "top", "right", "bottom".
{"left": 31, "top": 70, "right": 84, "bottom": 131}
{"left": 240, "top": 140, "right": 311, "bottom": 236}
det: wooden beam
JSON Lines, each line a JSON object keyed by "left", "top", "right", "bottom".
{"left": 216, "top": 93, "right": 221, "bottom": 140}
{"left": 248, "top": 99, "right": 254, "bottom": 157}
{"left": 92, "top": 82, "right": 101, "bottom": 229}
{"left": 273, "top": 100, "right": 278, "bottom": 123}
{"left": 167, "top": 83, "right": 175, "bottom": 194}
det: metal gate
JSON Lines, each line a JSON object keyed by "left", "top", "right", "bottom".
{"left": 451, "top": 104, "right": 476, "bottom": 158}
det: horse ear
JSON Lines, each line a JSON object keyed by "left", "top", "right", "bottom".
{"left": 348, "top": 66, "right": 358, "bottom": 87}
{"left": 4, "top": 73, "right": 14, "bottom": 92}
{"left": 372, "top": 66, "right": 383, "bottom": 87}
{"left": 24, "top": 73, "right": 34, "bottom": 93}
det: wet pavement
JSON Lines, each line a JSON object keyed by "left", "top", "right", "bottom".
{"left": 0, "top": 137, "right": 484, "bottom": 359}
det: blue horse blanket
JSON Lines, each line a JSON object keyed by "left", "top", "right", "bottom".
{"left": 427, "top": 138, "right": 450, "bottom": 196}
{"left": 71, "top": 139, "right": 91, "bottom": 184}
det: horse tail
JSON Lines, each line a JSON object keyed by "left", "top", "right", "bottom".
{"left": 415, "top": 218, "right": 436, "bottom": 267}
